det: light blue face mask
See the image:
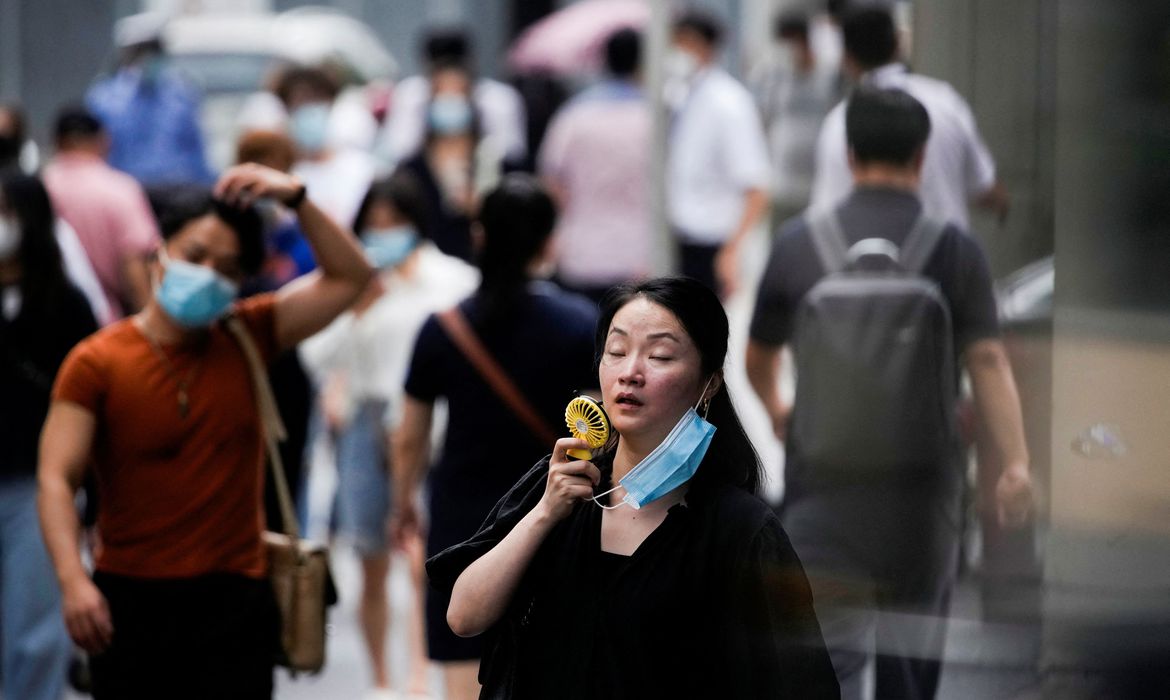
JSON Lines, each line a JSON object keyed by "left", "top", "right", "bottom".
{"left": 290, "top": 103, "right": 331, "bottom": 153}
{"left": 155, "top": 250, "right": 239, "bottom": 328}
{"left": 593, "top": 378, "right": 718, "bottom": 510}
{"left": 363, "top": 226, "right": 419, "bottom": 269}
{"left": 428, "top": 95, "right": 473, "bottom": 135}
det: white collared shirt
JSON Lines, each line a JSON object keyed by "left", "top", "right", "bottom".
{"left": 810, "top": 63, "right": 997, "bottom": 229}
{"left": 668, "top": 67, "right": 771, "bottom": 244}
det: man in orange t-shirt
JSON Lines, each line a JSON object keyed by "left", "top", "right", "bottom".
{"left": 37, "top": 163, "right": 372, "bottom": 699}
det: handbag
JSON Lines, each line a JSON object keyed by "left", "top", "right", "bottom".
{"left": 226, "top": 316, "right": 337, "bottom": 674}
{"left": 435, "top": 307, "right": 559, "bottom": 446}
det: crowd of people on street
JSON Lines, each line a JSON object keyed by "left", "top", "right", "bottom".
{"left": 0, "top": 2, "right": 1036, "bottom": 699}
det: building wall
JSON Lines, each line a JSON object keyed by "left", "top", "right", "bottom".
{"left": 0, "top": 0, "right": 122, "bottom": 146}
{"left": 913, "top": 0, "right": 1057, "bottom": 277}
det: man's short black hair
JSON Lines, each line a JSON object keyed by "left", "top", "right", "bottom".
{"left": 673, "top": 8, "right": 724, "bottom": 47}
{"left": 54, "top": 105, "right": 104, "bottom": 144}
{"left": 845, "top": 86, "right": 931, "bottom": 166}
{"left": 604, "top": 28, "right": 641, "bottom": 77}
{"left": 841, "top": 6, "right": 898, "bottom": 70}
{"left": 274, "top": 66, "right": 340, "bottom": 107}
{"left": 146, "top": 184, "right": 266, "bottom": 276}
{"left": 422, "top": 27, "right": 471, "bottom": 64}
{"left": 774, "top": 12, "right": 809, "bottom": 42}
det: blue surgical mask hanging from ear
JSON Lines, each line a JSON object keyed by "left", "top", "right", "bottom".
{"left": 154, "top": 249, "right": 239, "bottom": 328}
{"left": 593, "top": 376, "right": 718, "bottom": 510}
{"left": 428, "top": 95, "right": 473, "bottom": 135}
{"left": 363, "top": 225, "right": 419, "bottom": 269}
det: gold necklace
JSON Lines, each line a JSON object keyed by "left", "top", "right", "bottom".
{"left": 142, "top": 331, "right": 205, "bottom": 419}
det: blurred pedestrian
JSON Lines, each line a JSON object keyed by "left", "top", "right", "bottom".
{"left": 667, "top": 9, "right": 771, "bottom": 299}
{"left": 38, "top": 163, "right": 372, "bottom": 699}
{"left": 237, "top": 62, "right": 381, "bottom": 157}
{"left": 1, "top": 172, "right": 97, "bottom": 700}
{"left": 300, "top": 171, "right": 478, "bottom": 700}
{"left": 278, "top": 67, "right": 378, "bottom": 230}
{"left": 396, "top": 63, "right": 501, "bottom": 262}
{"left": 378, "top": 27, "right": 527, "bottom": 169}
{"left": 810, "top": 5, "right": 1009, "bottom": 228}
{"left": 0, "top": 104, "right": 112, "bottom": 326}
{"left": 85, "top": 12, "right": 215, "bottom": 186}
{"left": 750, "top": 11, "right": 843, "bottom": 222}
{"left": 0, "top": 102, "right": 37, "bottom": 172}
{"left": 392, "top": 175, "right": 597, "bottom": 700}
{"left": 746, "top": 87, "right": 1032, "bottom": 699}
{"left": 236, "top": 129, "right": 315, "bottom": 288}
{"left": 538, "top": 28, "right": 652, "bottom": 302}
{"left": 429, "top": 276, "right": 839, "bottom": 697}
{"left": 43, "top": 106, "right": 161, "bottom": 320}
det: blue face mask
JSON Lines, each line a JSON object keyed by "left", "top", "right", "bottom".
{"left": 155, "top": 251, "right": 239, "bottom": 328}
{"left": 363, "top": 226, "right": 419, "bottom": 269}
{"left": 290, "top": 103, "right": 331, "bottom": 153}
{"left": 428, "top": 95, "right": 473, "bottom": 135}
{"left": 593, "top": 379, "right": 718, "bottom": 510}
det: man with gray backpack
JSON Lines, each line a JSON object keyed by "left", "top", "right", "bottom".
{"left": 746, "top": 86, "right": 1032, "bottom": 699}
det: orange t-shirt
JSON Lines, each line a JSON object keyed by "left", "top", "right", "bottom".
{"left": 53, "top": 295, "right": 279, "bottom": 580}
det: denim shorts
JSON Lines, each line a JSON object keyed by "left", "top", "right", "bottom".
{"left": 333, "top": 399, "right": 391, "bottom": 556}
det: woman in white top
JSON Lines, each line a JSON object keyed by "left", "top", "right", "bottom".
{"left": 300, "top": 171, "right": 478, "bottom": 700}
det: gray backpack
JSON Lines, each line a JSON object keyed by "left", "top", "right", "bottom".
{"left": 790, "top": 211, "right": 957, "bottom": 474}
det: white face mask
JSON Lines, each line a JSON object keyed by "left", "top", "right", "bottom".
{"left": 667, "top": 49, "right": 700, "bottom": 82}
{"left": 0, "top": 216, "right": 21, "bottom": 261}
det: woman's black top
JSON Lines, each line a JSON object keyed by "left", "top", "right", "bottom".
{"left": 0, "top": 283, "right": 97, "bottom": 477}
{"left": 427, "top": 455, "right": 840, "bottom": 699}
{"left": 397, "top": 153, "right": 474, "bottom": 262}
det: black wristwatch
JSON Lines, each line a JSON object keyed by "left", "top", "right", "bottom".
{"left": 285, "top": 182, "right": 307, "bottom": 209}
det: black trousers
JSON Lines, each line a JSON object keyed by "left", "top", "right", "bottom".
{"left": 677, "top": 240, "right": 721, "bottom": 294}
{"left": 781, "top": 484, "right": 962, "bottom": 700}
{"left": 90, "top": 571, "right": 279, "bottom": 700}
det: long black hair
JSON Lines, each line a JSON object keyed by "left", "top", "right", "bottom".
{"left": 595, "top": 276, "right": 764, "bottom": 498}
{"left": 0, "top": 172, "right": 70, "bottom": 318}
{"left": 473, "top": 174, "right": 556, "bottom": 326}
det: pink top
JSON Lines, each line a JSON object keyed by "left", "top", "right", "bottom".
{"left": 43, "top": 153, "right": 160, "bottom": 318}
{"left": 539, "top": 84, "right": 652, "bottom": 287}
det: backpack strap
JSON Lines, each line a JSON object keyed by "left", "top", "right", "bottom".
{"left": 807, "top": 210, "right": 851, "bottom": 275}
{"left": 899, "top": 214, "right": 947, "bottom": 273}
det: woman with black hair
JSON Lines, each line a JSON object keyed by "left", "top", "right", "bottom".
{"left": 428, "top": 276, "right": 840, "bottom": 698}
{"left": 37, "top": 163, "right": 372, "bottom": 699}
{"left": 299, "top": 170, "right": 478, "bottom": 699}
{"left": 0, "top": 172, "right": 97, "bottom": 700}
{"left": 392, "top": 174, "right": 597, "bottom": 700}
{"left": 396, "top": 62, "right": 505, "bottom": 263}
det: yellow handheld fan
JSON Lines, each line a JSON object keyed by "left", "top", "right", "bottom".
{"left": 564, "top": 396, "right": 611, "bottom": 461}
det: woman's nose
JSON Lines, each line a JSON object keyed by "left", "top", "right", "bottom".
{"left": 617, "top": 356, "right": 644, "bottom": 385}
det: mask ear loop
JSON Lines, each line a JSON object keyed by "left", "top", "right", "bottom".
{"left": 695, "top": 375, "right": 715, "bottom": 419}
{"left": 590, "top": 484, "right": 627, "bottom": 510}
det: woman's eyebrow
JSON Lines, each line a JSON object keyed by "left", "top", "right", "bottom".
{"left": 647, "top": 332, "right": 680, "bottom": 343}
{"left": 609, "top": 327, "right": 628, "bottom": 337}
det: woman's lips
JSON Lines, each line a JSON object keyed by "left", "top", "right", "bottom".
{"left": 614, "top": 393, "right": 643, "bottom": 407}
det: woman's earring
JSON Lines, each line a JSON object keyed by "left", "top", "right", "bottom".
{"left": 700, "top": 397, "right": 711, "bottom": 417}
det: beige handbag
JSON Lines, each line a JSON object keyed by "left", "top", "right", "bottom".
{"left": 227, "top": 317, "right": 335, "bottom": 674}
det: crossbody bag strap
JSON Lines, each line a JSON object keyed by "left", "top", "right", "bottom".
{"left": 435, "top": 308, "right": 559, "bottom": 447}
{"left": 225, "top": 316, "right": 299, "bottom": 541}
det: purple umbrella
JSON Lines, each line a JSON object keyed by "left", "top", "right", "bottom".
{"left": 508, "top": 0, "right": 650, "bottom": 75}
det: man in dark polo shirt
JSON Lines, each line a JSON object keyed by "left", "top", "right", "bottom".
{"left": 745, "top": 87, "right": 1033, "bottom": 699}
